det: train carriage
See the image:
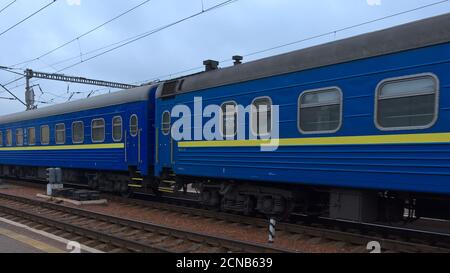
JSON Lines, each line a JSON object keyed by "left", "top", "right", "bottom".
{"left": 0, "top": 85, "right": 158, "bottom": 194}
{"left": 155, "top": 13, "right": 450, "bottom": 221}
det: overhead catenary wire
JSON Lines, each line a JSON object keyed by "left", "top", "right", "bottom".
{"left": 241, "top": 0, "right": 450, "bottom": 60}
{"left": 1, "top": 0, "right": 238, "bottom": 92}
{"left": 0, "top": 83, "right": 26, "bottom": 106}
{"left": 11, "top": 0, "right": 153, "bottom": 68}
{"left": 0, "top": 66, "right": 26, "bottom": 89}
{"left": 1, "top": 0, "right": 448, "bottom": 104}
{"left": 0, "top": 0, "right": 17, "bottom": 15}
{"left": 0, "top": 0, "right": 57, "bottom": 38}
{"left": 137, "top": 0, "right": 450, "bottom": 83}
{"left": 57, "top": 0, "right": 238, "bottom": 72}
{"left": 30, "top": 0, "right": 450, "bottom": 81}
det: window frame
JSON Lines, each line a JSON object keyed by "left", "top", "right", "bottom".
{"left": 6, "top": 129, "right": 12, "bottom": 147}
{"left": 374, "top": 73, "right": 439, "bottom": 132}
{"left": 27, "top": 127, "right": 36, "bottom": 146}
{"left": 55, "top": 123, "right": 66, "bottom": 145}
{"left": 72, "top": 121, "right": 84, "bottom": 144}
{"left": 91, "top": 118, "right": 105, "bottom": 143}
{"left": 129, "top": 114, "right": 138, "bottom": 137}
{"left": 161, "top": 111, "right": 171, "bottom": 136}
{"left": 220, "top": 101, "right": 238, "bottom": 138}
{"left": 15, "top": 128, "right": 24, "bottom": 146}
{"left": 297, "top": 87, "right": 343, "bottom": 135}
{"left": 0, "top": 131, "right": 3, "bottom": 147}
{"left": 112, "top": 116, "right": 123, "bottom": 142}
{"left": 251, "top": 96, "right": 273, "bottom": 137}
{"left": 40, "top": 125, "right": 50, "bottom": 145}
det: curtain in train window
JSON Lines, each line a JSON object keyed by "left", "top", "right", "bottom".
{"left": 6, "top": 130, "right": 12, "bottom": 146}
{"left": 72, "top": 122, "right": 84, "bottom": 144}
{"left": 15, "top": 128, "right": 23, "bottom": 146}
{"left": 28, "top": 128, "right": 36, "bottom": 145}
{"left": 221, "top": 102, "right": 237, "bottom": 138}
{"left": 376, "top": 75, "right": 438, "bottom": 129}
{"left": 112, "top": 116, "right": 122, "bottom": 142}
{"left": 299, "top": 88, "right": 342, "bottom": 133}
{"left": 40, "top": 126, "right": 50, "bottom": 145}
{"left": 55, "top": 124, "right": 65, "bottom": 144}
{"left": 91, "top": 119, "right": 105, "bottom": 143}
{"left": 251, "top": 97, "right": 272, "bottom": 136}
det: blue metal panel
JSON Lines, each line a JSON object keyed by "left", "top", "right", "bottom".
{"left": 157, "top": 42, "right": 450, "bottom": 195}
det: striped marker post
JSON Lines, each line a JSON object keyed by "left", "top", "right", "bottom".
{"left": 268, "top": 218, "right": 276, "bottom": 244}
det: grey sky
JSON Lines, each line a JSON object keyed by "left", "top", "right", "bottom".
{"left": 0, "top": 0, "right": 448, "bottom": 115}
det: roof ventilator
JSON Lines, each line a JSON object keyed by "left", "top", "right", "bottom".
{"left": 161, "top": 80, "right": 179, "bottom": 98}
{"left": 232, "top": 55, "right": 243, "bottom": 65}
{"left": 203, "top": 60, "right": 219, "bottom": 71}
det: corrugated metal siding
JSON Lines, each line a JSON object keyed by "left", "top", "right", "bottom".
{"left": 166, "top": 42, "right": 450, "bottom": 194}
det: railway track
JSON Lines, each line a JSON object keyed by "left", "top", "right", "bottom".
{"left": 3, "top": 179, "right": 450, "bottom": 253}
{"left": 106, "top": 193, "right": 450, "bottom": 253}
{"left": 0, "top": 192, "right": 291, "bottom": 253}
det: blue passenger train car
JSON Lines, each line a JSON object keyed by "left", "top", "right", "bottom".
{"left": 0, "top": 85, "right": 158, "bottom": 194}
{"left": 1, "top": 14, "right": 450, "bottom": 222}
{"left": 155, "top": 13, "right": 450, "bottom": 221}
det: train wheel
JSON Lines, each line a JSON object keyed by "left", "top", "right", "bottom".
{"left": 88, "top": 176, "right": 99, "bottom": 190}
{"left": 120, "top": 182, "right": 133, "bottom": 198}
{"left": 120, "top": 190, "right": 133, "bottom": 198}
{"left": 242, "top": 195, "right": 255, "bottom": 216}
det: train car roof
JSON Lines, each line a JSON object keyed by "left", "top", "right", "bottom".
{"left": 162, "top": 12, "right": 450, "bottom": 97}
{"left": 0, "top": 84, "right": 157, "bottom": 125}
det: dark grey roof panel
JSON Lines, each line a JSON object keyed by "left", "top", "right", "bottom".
{"left": 169, "top": 13, "right": 450, "bottom": 96}
{"left": 0, "top": 84, "right": 158, "bottom": 125}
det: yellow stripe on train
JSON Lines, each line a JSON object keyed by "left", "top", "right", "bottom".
{"left": 0, "top": 143, "right": 124, "bottom": 151}
{"left": 178, "top": 132, "right": 450, "bottom": 148}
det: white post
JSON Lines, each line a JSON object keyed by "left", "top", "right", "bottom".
{"left": 268, "top": 217, "right": 276, "bottom": 244}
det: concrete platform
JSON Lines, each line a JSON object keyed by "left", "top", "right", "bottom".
{"left": 0, "top": 217, "right": 102, "bottom": 253}
{"left": 0, "top": 220, "right": 66, "bottom": 253}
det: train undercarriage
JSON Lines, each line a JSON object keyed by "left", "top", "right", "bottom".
{"left": 1, "top": 164, "right": 450, "bottom": 223}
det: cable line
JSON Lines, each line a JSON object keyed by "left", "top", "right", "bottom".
{"left": 0, "top": 83, "right": 26, "bottom": 106}
{"left": 0, "top": 0, "right": 57, "bottom": 38}
{"left": 57, "top": 0, "right": 238, "bottom": 72}
{"left": 11, "top": 0, "right": 152, "bottom": 68}
{"left": 139, "top": 0, "right": 450, "bottom": 83}
{"left": 0, "top": 0, "right": 17, "bottom": 15}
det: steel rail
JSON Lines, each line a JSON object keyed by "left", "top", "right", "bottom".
{"left": 0, "top": 192, "right": 290, "bottom": 253}
{"left": 4, "top": 179, "right": 450, "bottom": 252}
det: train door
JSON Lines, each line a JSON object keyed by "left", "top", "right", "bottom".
{"left": 126, "top": 114, "right": 140, "bottom": 166}
{"left": 157, "top": 110, "right": 173, "bottom": 173}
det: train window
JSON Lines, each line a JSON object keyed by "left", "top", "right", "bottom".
{"left": 72, "top": 121, "right": 84, "bottom": 144}
{"left": 16, "top": 128, "right": 24, "bottom": 146}
{"left": 376, "top": 74, "right": 438, "bottom": 130}
{"left": 0, "top": 131, "right": 3, "bottom": 146}
{"left": 298, "top": 88, "right": 342, "bottom": 134}
{"left": 91, "top": 119, "right": 105, "bottom": 143}
{"left": 221, "top": 101, "right": 237, "bottom": 138}
{"left": 40, "top": 125, "right": 50, "bottom": 145}
{"left": 161, "top": 111, "right": 171, "bottom": 135}
{"left": 251, "top": 97, "right": 272, "bottom": 136}
{"left": 112, "top": 116, "right": 122, "bottom": 142}
{"left": 28, "top": 128, "right": 36, "bottom": 146}
{"left": 55, "top": 124, "right": 65, "bottom": 144}
{"left": 6, "top": 129, "right": 12, "bottom": 146}
{"left": 130, "top": 114, "right": 138, "bottom": 137}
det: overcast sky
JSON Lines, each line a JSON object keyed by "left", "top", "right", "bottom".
{"left": 0, "top": 0, "right": 448, "bottom": 115}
